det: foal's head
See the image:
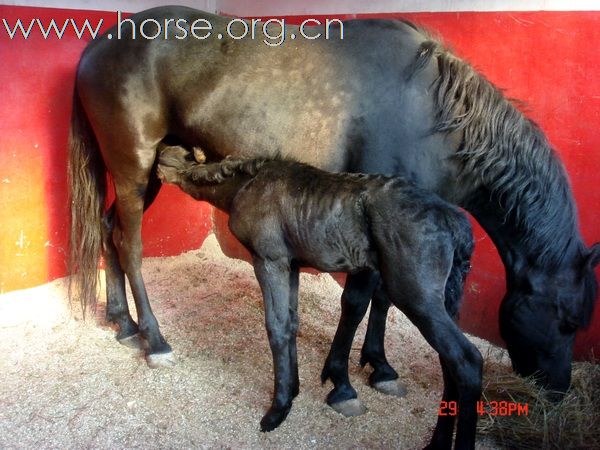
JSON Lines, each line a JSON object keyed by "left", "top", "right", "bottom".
{"left": 158, "top": 144, "right": 269, "bottom": 187}
{"left": 156, "top": 144, "right": 203, "bottom": 184}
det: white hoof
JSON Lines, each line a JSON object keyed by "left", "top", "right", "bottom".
{"left": 118, "top": 333, "right": 144, "bottom": 349}
{"left": 372, "top": 379, "right": 407, "bottom": 397}
{"left": 146, "top": 351, "right": 176, "bottom": 368}
{"left": 330, "top": 398, "right": 366, "bottom": 417}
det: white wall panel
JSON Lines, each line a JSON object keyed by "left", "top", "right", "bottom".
{"left": 1, "top": 0, "right": 598, "bottom": 13}
{"left": 218, "top": 0, "right": 600, "bottom": 15}
{"left": 0, "top": 0, "right": 217, "bottom": 12}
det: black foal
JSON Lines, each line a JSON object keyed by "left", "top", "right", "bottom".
{"left": 157, "top": 146, "right": 482, "bottom": 449}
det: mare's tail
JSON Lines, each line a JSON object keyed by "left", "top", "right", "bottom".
{"left": 67, "top": 83, "right": 106, "bottom": 317}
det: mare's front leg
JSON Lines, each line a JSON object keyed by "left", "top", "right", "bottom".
{"left": 360, "top": 285, "right": 406, "bottom": 395}
{"left": 252, "top": 256, "right": 298, "bottom": 432}
{"left": 321, "top": 270, "right": 379, "bottom": 416}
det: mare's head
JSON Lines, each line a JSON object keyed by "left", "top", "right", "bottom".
{"left": 500, "top": 243, "right": 600, "bottom": 394}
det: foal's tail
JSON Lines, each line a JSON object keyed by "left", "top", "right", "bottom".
{"left": 67, "top": 84, "right": 106, "bottom": 317}
{"left": 443, "top": 211, "right": 474, "bottom": 320}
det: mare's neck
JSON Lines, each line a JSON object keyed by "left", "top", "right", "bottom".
{"left": 467, "top": 190, "right": 580, "bottom": 287}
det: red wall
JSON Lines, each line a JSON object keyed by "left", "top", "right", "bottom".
{"left": 0, "top": 5, "right": 213, "bottom": 293}
{"left": 0, "top": 5, "right": 598, "bottom": 359}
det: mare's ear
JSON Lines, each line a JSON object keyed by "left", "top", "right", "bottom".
{"left": 585, "top": 242, "right": 600, "bottom": 269}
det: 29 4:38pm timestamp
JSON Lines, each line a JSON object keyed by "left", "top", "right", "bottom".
{"left": 438, "top": 400, "right": 529, "bottom": 417}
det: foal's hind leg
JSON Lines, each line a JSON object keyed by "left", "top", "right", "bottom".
{"left": 288, "top": 265, "right": 301, "bottom": 399}
{"left": 387, "top": 287, "right": 482, "bottom": 450}
{"left": 426, "top": 301, "right": 463, "bottom": 448}
{"left": 426, "top": 357, "right": 460, "bottom": 449}
{"left": 360, "top": 285, "right": 406, "bottom": 396}
{"left": 321, "top": 270, "right": 379, "bottom": 416}
{"left": 417, "top": 313, "right": 482, "bottom": 450}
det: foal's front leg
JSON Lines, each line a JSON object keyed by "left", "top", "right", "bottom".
{"left": 252, "top": 256, "right": 298, "bottom": 432}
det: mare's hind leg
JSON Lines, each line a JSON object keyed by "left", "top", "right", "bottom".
{"left": 102, "top": 174, "right": 162, "bottom": 349}
{"left": 102, "top": 204, "right": 140, "bottom": 346}
{"left": 321, "top": 270, "right": 379, "bottom": 416}
{"left": 101, "top": 136, "right": 173, "bottom": 367}
{"left": 360, "top": 285, "right": 406, "bottom": 396}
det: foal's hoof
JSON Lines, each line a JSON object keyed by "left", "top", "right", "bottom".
{"left": 260, "top": 405, "right": 292, "bottom": 432}
{"left": 372, "top": 379, "right": 407, "bottom": 397}
{"left": 146, "top": 351, "right": 176, "bottom": 368}
{"left": 330, "top": 398, "right": 366, "bottom": 417}
{"left": 118, "top": 333, "right": 144, "bottom": 350}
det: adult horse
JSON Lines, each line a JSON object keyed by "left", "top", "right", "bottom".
{"left": 69, "top": 6, "right": 599, "bottom": 397}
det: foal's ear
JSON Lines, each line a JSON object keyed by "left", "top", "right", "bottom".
{"left": 585, "top": 242, "right": 600, "bottom": 269}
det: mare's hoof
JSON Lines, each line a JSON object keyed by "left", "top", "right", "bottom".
{"left": 146, "top": 351, "right": 176, "bottom": 368}
{"left": 118, "top": 333, "right": 144, "bottom": 349}
{"left": 372, "top": 379, "right": 407, "bottom": 397}
{"left": 330, "top": 398, "right": 366, "bottom": 417}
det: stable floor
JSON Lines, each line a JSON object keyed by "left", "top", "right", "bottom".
{"left": 0, "top": 235, "right": 504, "bottom": 449}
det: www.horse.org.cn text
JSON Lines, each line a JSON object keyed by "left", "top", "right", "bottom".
{"left": 2, "top": 12, "right": 344, "bottom": 46}
{"left": 111, "top": 13, "right": 345, "bottom": 46}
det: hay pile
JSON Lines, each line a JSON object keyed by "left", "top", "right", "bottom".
{"left": 478, "top": 356, "right": 600, "bottom": 449}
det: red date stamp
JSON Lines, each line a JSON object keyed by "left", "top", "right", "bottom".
{"left": 438, "top": 400, "right": 529, "bottom": 416}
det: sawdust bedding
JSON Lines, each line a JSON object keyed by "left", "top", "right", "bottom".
{"left": 0, "top": 234, "right": 510, "bottom": 449}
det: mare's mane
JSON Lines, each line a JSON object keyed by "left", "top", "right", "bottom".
{"left": 403, "top": 29, "right": 597, "bottom": 327}
{"left": 406, "top": 32, "right": 579, "bottom": 271}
